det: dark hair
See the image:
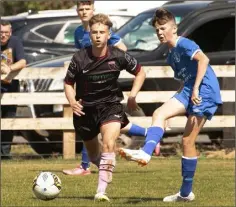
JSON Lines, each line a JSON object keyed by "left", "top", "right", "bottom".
{"left": 151, "top": 8, "right": 176, "bottom": 27}
{"left": 89, "top": 13, "right": 113, "bottom": 29}
{"left": 1, "top": 20, "right": 11, "bottom": 26}
{"left": 76, "top": 0, "right": 94, "bottom": 7}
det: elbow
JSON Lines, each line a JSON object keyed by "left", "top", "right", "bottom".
{"left": 202, "top": 54, "right": 209, "bottom": 65}
{"left": 116, "top": 42, "right": 127, "bottom": 52}
{"left": 205, "top": 57, "right": 209, "bottom": 65}
{"left": 139, "top": 68, "right": 146, "bottom": 80}
{"left": 21, "top": 59, "right": 27, "bottom": 68}
{"left": 120, "top": 44, "right": 127, "bottom": 52}
{"left": 122, "top": 44, "right": 127, "bottom": 52}
{"left": 199, "top": 56, "right": 209, "bottom": 66}
{"left": 143, "top": 70, "right": 146, "bottom": 79}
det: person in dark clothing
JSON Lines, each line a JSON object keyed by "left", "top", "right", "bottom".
{"left": 64, "top": 13, "right": 146, "bottom": 202}
{"left": 1, "top": 20, "right": 26, "bottom": 159}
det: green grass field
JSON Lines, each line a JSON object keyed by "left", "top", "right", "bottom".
{"left": 1, "top": 156, "right": 235, "bottom": 207}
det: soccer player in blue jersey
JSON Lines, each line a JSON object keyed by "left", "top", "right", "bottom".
{"left": 74, "top": 0, "right": 127, "bottom": 51}
{"left": 62, "top": 0, "right": 160, "bottom": 176}
{"left": 119, "top": 8, "right": 222, "bottom": 202}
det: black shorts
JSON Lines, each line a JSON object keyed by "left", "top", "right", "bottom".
{"left": 73, "top": 102, "right": 129, "bottom": 141}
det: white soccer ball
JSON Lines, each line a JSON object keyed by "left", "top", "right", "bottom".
{"left": 32, "top": 171, "right": 62, "bottom": 200}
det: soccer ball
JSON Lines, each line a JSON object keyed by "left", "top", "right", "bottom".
{"left": 32, "top": 171, "right": 62, "bottom": 200}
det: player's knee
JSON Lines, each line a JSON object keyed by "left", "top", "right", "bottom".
{"left": 153, "top": 109, "right": 165, "bottom": 122}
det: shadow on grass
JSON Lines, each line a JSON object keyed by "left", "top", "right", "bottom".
{"left": 29, "top": 169, "right": 159, "bottom": 175}
{"left": 124, "top": 197, "right": 163, "bottom": 204}
{"left": 29, "top": 169, "right": 98, "bottom": 174}
{"left": 33, "top": 196, "right": 163, "bottom": 203}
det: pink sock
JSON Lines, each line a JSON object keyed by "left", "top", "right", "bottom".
{"left": 96, "top": 152, "right": 116, "bottom": 194}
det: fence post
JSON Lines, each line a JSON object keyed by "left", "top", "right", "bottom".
{"left": 63, "top": 61, "right": 76, "bottom": 159}
{"left": 63, "top": 105, "right": 75, "bottom": 159}
{"left": 222, "top": 77, "right": 235, "bottom": 148}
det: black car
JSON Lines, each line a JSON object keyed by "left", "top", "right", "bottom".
{"left": 2, "top": 9, "right": 134, "bottom": 63}
{"left": 20, "top": 0, "right": 235, "bottom": 155}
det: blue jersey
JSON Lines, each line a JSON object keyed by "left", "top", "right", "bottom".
{"left": 74, "top": 25, "right": 121, "bottom": 49}
{"left": 167, "top": 37, "right": 222, "bottom": 104}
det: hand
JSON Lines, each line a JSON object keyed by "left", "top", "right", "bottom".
{"left": 127, "top": 96, "right": 140, "bottom": 111}
{"left": 70, "top": 99, "right": 85, "bottom": 116}
{"left": 1, "top": 63, "right": 11, "bottom": 74}
{"left": 191, "top": 88, "right": 202, "bottom": 105}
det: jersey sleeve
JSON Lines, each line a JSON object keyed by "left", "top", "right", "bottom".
{"left": 119, "top": 52, "right": 141, "bottom": 75}
{"left": 64, "top": 54, "right": 79, "bottom": 85}
{"left": 14, "top": 37, "right": 25, "bottom": 62}
{"left": 181, "top": 39, "right": 201, "bottom": 60}
{"left": 108, "top": 31, "right": 121, "bottom": 46}
{"left": 74, "top": 30, "right": 81, "bottom": 49}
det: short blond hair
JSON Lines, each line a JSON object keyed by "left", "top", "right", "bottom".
{"left": 151, "top": 8, "right": 176, "bottom": 26}
{"left": 89, "top": 13, "right": 113, "bottom": 29}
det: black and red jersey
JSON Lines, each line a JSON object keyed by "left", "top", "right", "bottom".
{"left": 64, "top": 46, "right": 141, "bottom": 106}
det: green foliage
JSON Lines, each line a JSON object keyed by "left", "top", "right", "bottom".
{"left": 1, "top": 0, "right": 75, "bottom": 16}
{"left": 1, "top": 157, "right": 235, "bottom": 207}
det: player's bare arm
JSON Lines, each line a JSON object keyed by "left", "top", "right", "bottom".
{"left": 1, "top": 59, "right": 26, "bottom": 74}
{"left": 127, "top": 67, "right": 146, "bottom": 110}
{"left": 64, "top": 83, "right": 85, "bottom": 116}
{"left": 192, "top": 51, "right": 209, "bottom": 105}
{"left": 115, "top": 41, "right": 127, "bottom": 52}
{"left": 9, "top": 59, "right": 26, "bottom": 72}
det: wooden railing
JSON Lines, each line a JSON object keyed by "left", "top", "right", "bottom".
{"left": 1, "top": 65, "right": 235, "bottom": 158}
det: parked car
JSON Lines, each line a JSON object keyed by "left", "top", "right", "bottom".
{"left": 19, "top": 0, "right": 235, "bottom": 155}
{"left": 2, "top": 9, "right": 136, "bottom": 64}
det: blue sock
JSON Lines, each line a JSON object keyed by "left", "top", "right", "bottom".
{"left": 141, "top": 127, "right": 164, "bottom": 155}
{"left": 180, "top": 156, "right": 197, "bottom": 197}
{"left": 127, "top": 124, "right": 147, "bottom": 136}
{"left": 81, "top": 144, "right": 90, "bottom": 170}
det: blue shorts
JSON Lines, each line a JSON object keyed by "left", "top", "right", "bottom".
{"left": 173, "top": 85, "right": 220, "bottom": 120}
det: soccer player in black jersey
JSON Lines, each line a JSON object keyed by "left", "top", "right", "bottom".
{"left": 64, "top": 13, "right": 146, "bottom": 202}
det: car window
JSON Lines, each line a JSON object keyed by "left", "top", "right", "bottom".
{"left": 25, "top": 32, "right": 50, "bottom": 42}
{"left": 187, "top": 16, "right": 235, "bottom": 52}
{"left": 23, "top": 22, "right": 64, "bottom": 43}
{"left": 109, "top": 16, "right": 132, "bottom": 31}
{"left": 118, "top": 13, "right": 159, "bottom": 51}
{"left": 63, "top": 23, "right": 79, "bottom": 43}
{"left": 117, "top": 12, "right": 181, "bottom": 51}
{"left": 35, "top": 23, "right": 64, "bottom": 40}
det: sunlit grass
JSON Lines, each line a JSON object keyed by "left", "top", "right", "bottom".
{"left": 1, "top": 157, "right": 234, "bottom": 207}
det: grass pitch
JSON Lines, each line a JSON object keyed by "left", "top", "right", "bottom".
{"left": 1, "top": 156, "right": 235, "bottom": 207}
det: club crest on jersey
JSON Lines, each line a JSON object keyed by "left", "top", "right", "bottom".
{"left": 108, "top": 61, "right": 118, "bottom": 70}
{"left": 173, "top": 52, "right": 180, "bottom": 63}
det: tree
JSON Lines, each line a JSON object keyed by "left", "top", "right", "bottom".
{"left": 1, "top": 0, "right": 75, "bottom": 16}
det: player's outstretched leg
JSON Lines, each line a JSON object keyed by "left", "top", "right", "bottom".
{"left": 119, "top": 98, "right": 186, "bottom": 166}
{"left": 118, "top": 126, "right": 164, "bottom": 166}
{"left": 118, "top": 148, "right": 151, "bottom": 166}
